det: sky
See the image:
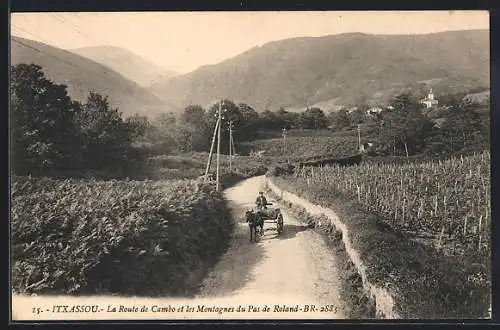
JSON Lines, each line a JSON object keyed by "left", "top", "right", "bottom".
{"left": 11, "top": 11, "right": 489, "bottom": 74}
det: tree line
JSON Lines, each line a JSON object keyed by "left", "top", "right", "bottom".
{"left": 337, "top": 93, "right": 490, "bottom": 157}
{"left": 11, "top": 63, "right": 490, "bottom": 178}
{"left": 11, "top": 64, "right": 147, "bottom": 178}
{"left": 140, "top": 101, "right": 332, "bottom": 155}
{"left": 144, "top": 91, "right": 489, "bottom": 158}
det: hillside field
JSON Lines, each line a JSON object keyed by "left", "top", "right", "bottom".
{"left": 268, "top": 151, "right": 491, "bottom": 318}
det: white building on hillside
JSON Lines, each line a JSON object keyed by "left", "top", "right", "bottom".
{"left": 359, "top": 142, "right": 374, "bottom": 153}
{"left": 366, "top": 107, "right": 383, "bottom": 115}
{"left": 420, "top": 89, "right": 439, "bottom": 108}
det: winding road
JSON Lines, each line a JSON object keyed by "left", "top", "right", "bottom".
{"left": 196, "top": 175, "right": 347, "bottom": 319}
{"left": 12, "top": 175, "right": 348, "bottom": 321}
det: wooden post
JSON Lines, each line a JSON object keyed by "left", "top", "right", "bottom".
{"left": 282, "top": 127, "right": 289, "bottom": 163}
{"left": 229, "top": 120, "right": 232, "bottom": 172}
{"left": 463, "top": 215, "right": 468, "bottom": 236}
{"left": 216, "top": 100, "right": 222, "bottom": 191}
{"left": 437, "top": 225, "right": 445, "bottom": 249}
{"left": 478, "top": 215, "right": 483, "bottom": 250}
{"left": 204, "top": 117, "right": 220, "bottom": 182}
{"left": 357, "top": 124, "right": 361, "bottom": 151}
{"left": 231, "top": 129, "right": 236, "bottom": 156}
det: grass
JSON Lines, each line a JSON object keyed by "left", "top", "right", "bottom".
{"left": 145, "top": 152, "right": 270, "bottom": 182}
{"left": 268, "top": 174, "right": 491, "bottom": 319}
{"left": 238, "top": 135, "right": 359, "bottom": 161}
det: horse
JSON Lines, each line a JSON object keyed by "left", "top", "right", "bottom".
{"left": 245, "top": 209, "right": 264, "bottom": 243}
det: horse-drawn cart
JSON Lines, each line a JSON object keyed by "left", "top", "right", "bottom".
{"left": 245, "top": 203, "right": 284, "bottom": 242}
{"left": 259, "top": 205, "right": 284, "bottom": 234}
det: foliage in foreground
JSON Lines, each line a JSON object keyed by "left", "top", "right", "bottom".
{"left": 11, "top": 176, "right": 233, "bottom": 296}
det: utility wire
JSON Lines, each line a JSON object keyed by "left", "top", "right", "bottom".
{"left": 11, "top": 25, "right": 54, "bottom": 46}
{"left": 47, "top": 13, "right": 184, "bottom": 113}
{"left": 15, "top": 15, "right": 184, "bottom": 114}
{"left": 49, "top": 13, "right": 97, "bottom": 43}
{"left": 11, "top": 38, "right": 80, "bottom": 69}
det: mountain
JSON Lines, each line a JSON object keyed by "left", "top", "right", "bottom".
{"left": 150, "top": 30, "right": 489, "bottom": 111}
{"left": 70, "top": 46, "right": 178, "bottom": 87}
{"left": 10, "top": 36, "right": 178, "bottom": 117}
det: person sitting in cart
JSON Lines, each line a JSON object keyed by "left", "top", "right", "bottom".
{"left": 256, "top": 191, "right": 268, "bottom": 210}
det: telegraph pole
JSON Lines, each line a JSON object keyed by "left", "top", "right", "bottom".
{"left": 357, "top": 124, "right": 361, "bottom": 151}
{"left": 216, "top": 100, "right": 222, "bottom": 191}
{"left": 282, "top": 128, "right": 288, "bottom": 163}
{"left": 204, "top": 116, "right": 219, "bottom": 182}
{"left": 230, "top": 123, "right": 236, "bottom": 167}
{"left": 229, "top": 120, "right": 233, "bottom": 172}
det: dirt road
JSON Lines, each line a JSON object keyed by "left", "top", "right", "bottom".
{"left": 12, "top": 175, "right": 348, "bottom": 321}
{"left": 197, "top": 175, "right": 347, "bottom": 319}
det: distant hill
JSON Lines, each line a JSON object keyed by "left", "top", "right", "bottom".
{"left": 71, "top": 46, "right": 178, "bottom": 87}
{"left": 10, "top": 36, "right": 178, "bottom": 118}
{"left": 150, "top": 30, "right": 489, "bottom": 112}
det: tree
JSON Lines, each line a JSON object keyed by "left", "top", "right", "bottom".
{"left": 258, "top": 110, "right": 279, "bottom": 131}
{"left": 285, "top": 111, "right": 300, "bottom": 129}
{"left": 146, "top": 112, "right": 182, "bottom": 153}
{"left": 438, "top": 91, "right": 468, "bottom": 107}
{"left": 11, "top": 64, "right": 148, "bottom": 178}
{"left": 237, "top": 103, "right": 260, "bottom": 140}
{"left": 125, "top": 114, "right": 150, "bottom": 139}
{"left": 156, "top": 112, "right": 177, "bottom": 127}
{"left": 328, "top": 109, "right": 351, "bottom": 131}
{"left": 77, "top": 91, "right": 136, "bottom": 173}
{"left": 298, "top": 107, "right": 328, "bottom": 129}
{"left": 179, "top": 105, "right": 205, "bottom": 128}
{"left": 430, "top": 100, "right": 489, "bottom": 155}
{"left": 348, "top": 104, "right": 370, "bottom": 126}
{"left": 273, "top": 107, "right": 288, "bottom": 129}
{"left": 178, "top": 105, "right": 210, "bottom": 151}
{"left": 379, "top": 92, "right": 435, "bottom": 157}
{"left": 10, "top": 64, "right": 81, "bottom": 175}
{"left": 206, "top": 99, "right": 243, "bottom": 154}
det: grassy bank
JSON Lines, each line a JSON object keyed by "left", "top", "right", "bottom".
{"left": 11, "top": 176, "right": 234, "bottom": 296}
{"left": 146, "top": 152, "right": 269, "bottom": 181}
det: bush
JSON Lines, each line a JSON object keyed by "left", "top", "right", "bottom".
{"left": 11, "top": 176, "right": 233, "bottom": 296}
{"left": 269, "top": 163, "right": 295, "bottom": 177}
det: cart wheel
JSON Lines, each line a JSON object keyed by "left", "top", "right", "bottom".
{"left": 277, "top": 214, "right": 284, "bottom": 234}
